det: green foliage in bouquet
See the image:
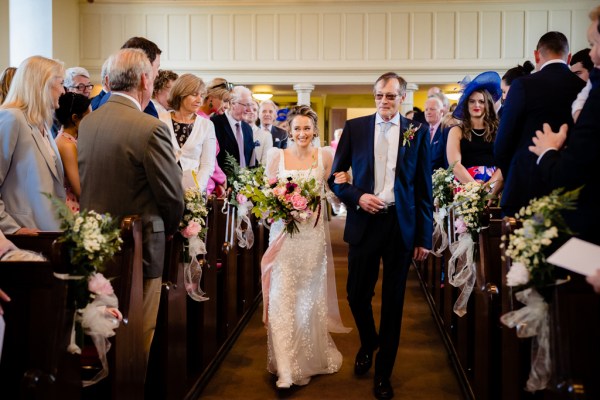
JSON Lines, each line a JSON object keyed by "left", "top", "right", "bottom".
{"left": 222, "top": 152, "right": 266, "bottom": 207}
{"left": 432, "top": 164, "right": 456, "bottom": 208}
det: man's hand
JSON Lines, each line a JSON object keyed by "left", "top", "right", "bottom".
{"left": 333, "top": 171, "right": 351, "bottom": 184}
{"left": 358, "top": 194, "right": 385, "bottom": 214}
{"left": 529, "top": 123, "right": 568, "bottom": 157}
{"left": 14, "top": 227, "right": 40, "bottom": 235}
{"left": 413, "top": 247, "right": 429, "bottom": 262}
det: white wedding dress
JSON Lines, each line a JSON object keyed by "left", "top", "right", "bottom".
{"left": 265, "top": 148, "right": 349, "bottom": 388}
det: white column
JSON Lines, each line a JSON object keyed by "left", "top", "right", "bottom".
{"left": 401, "top": 83, "right": 418, "bottom": 116}
{"left": 293, "top": 83, "right": 315, "bottom": 106}
{"left": 9, "top": 0, "right": 53, "bottom": 66}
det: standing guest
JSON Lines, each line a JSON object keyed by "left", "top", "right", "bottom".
{"left": 0, "top": 67, "right": 16, "bottom": 104}
{"left": 78, "top": 48, "right": 184, "bottom": 363}
{"left": 211, "top": 86, "right": 255, "bottom": 173}
{"left": 64, "top": 67, "right": 93, "bottom": 98}
{"left": 570, "top": 48, "right": 594, "bottom": 82}
{"left": 90, "top": 57, "right": 111, "bottom": 110}
{"left": 259, "top": 100, "right": 288, "bottom": 149}
{"left": 0, "top": 56, "right": 66, "bottom": 234}
{"left": 158, "top": 74, "right": 216, "bottom": 192}
{"left": 152, "top": 69, "right": 178, "bottom": 114}
{"left": 494, "top": 31, "right": 586, "bottom": 217}
{"left": 245, "top": 100, "right": 273, "bottom": 165}
{"left": 55, "top": 92, "right": 91, "bottom": 213}
{"left": 328, "top": 72, "right": 432, "bottom": 400}
{"left": 424, "top": 96, "right": 448, "bottom": 171}
{"left": 500, "top": 61, "right": 535, "bottom": 103}
{"left": 447, "top": 72, "right": 504, "bottom": 195}
{"left": 198, "top": 78, "right": 232, "bottom": 197}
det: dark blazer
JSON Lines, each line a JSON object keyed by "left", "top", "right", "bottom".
{"left": 428, "top": 124, "right": 450, "bottom": 172}
{"left": 270, "top": 126, "right": 288, "bottom": 149}
{"left": 211, "top": 113, "right": 255, "bottom": 169}
{"left": 328, "top": 114, "right": 433, "bottom": 251}
{"left": 79, "top": 95, "right": 184, "bottom": 278}
{"left": 494, "top": 62, "right": 585, "bottom": 215}
{"left": 538, "top": 69, "right": 600, "bottom": 245}
{"left": 91, "top": 90, "right": 158, "bottom": 118}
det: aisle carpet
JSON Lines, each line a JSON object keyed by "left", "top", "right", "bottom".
{"left": 199, "top": 216, "right": 463, "bottom": 399}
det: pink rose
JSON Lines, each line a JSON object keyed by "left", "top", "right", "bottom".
{"left": 268, "top": 177, "right": 278, "bottom": 186}
{"left": 454, "top": 218, "right": 467, "bottom": 234}
{"left": 236, "top": 193, "right": 248, "bottom": 205}
{"left": 88, "top": 273, "right": 114, "bottom": 295}
{"left": 181, "top": 220, "right": 201, "bottom": 238}
{"left": 290, "top": 193, "right": 308, "bottom": 210}
{"left": 273, "top": 186, "right": 287, "bottom": 197}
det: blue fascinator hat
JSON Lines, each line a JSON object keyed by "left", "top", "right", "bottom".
{"left": 452, "top": 71, "right": 502, "bottom": 120}
{"left": 276, "top": 108, "right": 289, "bottom": 122}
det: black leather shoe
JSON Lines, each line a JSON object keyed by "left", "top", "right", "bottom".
{"left": 354, "top": 347, "right": 374, "bottom": 376}
{"left": 373, "top": 376, "right": 394, "bottom": 400}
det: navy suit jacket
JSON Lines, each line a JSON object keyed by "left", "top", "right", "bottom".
{"left": 494, "top": 63, "right": 585, "bottom": 215}
{"left": 428, "top": 124, "right": 450, "bottom": 172}
{"left": 270, "top": 125, "right": 288, "bottom": 149}
{"left": 538, "top": 69, "right": 600, "bottom": 245}
{"left": 211, "top": 113, "right": 255, "bottom": 169}
{"left": 328, "top": 114, "right": 433, "bottom": 251}
{"left": 91, "top": 91, "right": 158, "bottom": 118}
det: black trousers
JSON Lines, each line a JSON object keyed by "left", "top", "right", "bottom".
{"left": 347, "top": 210, "right": 412, "bottom": 379}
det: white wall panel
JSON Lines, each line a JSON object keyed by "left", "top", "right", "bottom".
{"left": 301, "top": 14, "right": 319, "bottom": 60}
{"left": 549, "top": 10, "right": 572, "bottom": 39}
{"left": 146, "top": 14, "right": 167, "bottom": 60}
{"left": 234, "top": 14, "right": 253, "bottom": 60}
{"left": 190, "top": 15, "right": 209, "bottom": 61}
{"left": 102, "top": 14, "right": 124, "bottom": 60}
{"left": 323, "top": 14, "right": 342, "bottom": 61}
{"left": 278, "top": 14, "right": 296, "bottom": 60}
{"left": 526, "top": 11, "right": 548, "bottom": 57}
{"left": 457, "top": 12, "right": 478, "bottom": 59}
{"left": 367, "top": 13, "right": 386, "bottom": 60}
{"left": 256, "top": 14, "right": 275, "bottom": 61}
{"left": 435, "top": 12, "right": 455, "bottom": 59}
{"left": 571, "top": 9, "right": 591, "bottom": 52}
{"left": 413, "top": 12, "right": 432, "bottom": 59}
{"left": 391, "top": 12, "right": 410, "bottom": 60}
{"left": 81, "top": 13, "right": 102, "bottom": 60}
{"left": 481, "top": 12, "right": 501, "bottom": 59}
{"left": 504, "top": 11, "right": 525, "bottom": 59}
{"left": 345, "top": 14, "right": 364, "bottom": 60}
{"left": 124, "top": 14, "right": 145, "bottom": 41}
{"left": 211, "top": 14, "right": 231, "bottom": 61}
{"left": 168, "top": 15, "right": 189, "bottom": 61}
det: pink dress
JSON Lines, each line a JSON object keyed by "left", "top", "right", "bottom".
{"left": 55, "top": 131, "right": 80, "bottom": 213}
{"left": 198, "top": 110, "right": 226, "bottom": 195}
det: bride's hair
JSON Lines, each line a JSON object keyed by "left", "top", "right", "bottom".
{"left": 286, "top": 105, "right": 319, "bottom": 139}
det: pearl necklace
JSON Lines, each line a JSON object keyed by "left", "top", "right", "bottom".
{"left": 471, "top": 129, "right": 485, "bottom": 137}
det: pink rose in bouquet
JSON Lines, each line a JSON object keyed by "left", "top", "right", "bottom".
{"left": 268, "top": 177, "right": 278, "bottom": 186}
{"left": 291, "top": 193, "right": 308, "bottom": 211}
{"left": 236, "top": 193, "right": 248, "bottom": 205}
{"left": 273, "top": 185, "right": 287, "bottom": 197}
{"left": 454, "top": 217, "right": 467, "bottom": 234}
{"left": 182, "top": 220, "right": 201, "bottom": 238}
{"left": 88, "top": 272, "right": 114, "bottom": 296}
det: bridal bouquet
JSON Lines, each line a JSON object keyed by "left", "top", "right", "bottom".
{"left": 47, "top": 195, "right": 123, "bottom": 386}
{"left": 245, "top": 174, "right": 321, "bottom": 236}
{"left": 431, "top": 165, "right": 456, "bottom": 256}
{"left": 500, "top": 187, "right": 580, "bottom": 392}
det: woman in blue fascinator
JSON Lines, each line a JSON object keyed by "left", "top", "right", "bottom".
{"left": 446, "top": 71, "right": 504, "bottom": 197}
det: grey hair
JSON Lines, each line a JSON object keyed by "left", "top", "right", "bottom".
{"left": 100, "top": 57, "right": 112, "bottom": 91}
{"left": 107, "top": 48, "right": 152, "bottom": 92}
{"left": 259, "top": 99, "right": 278, "bottom": 113}
{"left": 230, "top": 85, "right": 252, "bottom": 103}
{"left": 64, "top": 66, "right": 90, "bottom": 88}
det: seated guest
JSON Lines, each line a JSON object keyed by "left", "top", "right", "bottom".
{"left": 259, "top": 100, "right": 288, "bottom": 149}
{"left": 0, "top": 56, "right": 66, "bottom": 234}
{"left": 245, "top": 99, "right": 273, "bottom": 165}
{"left": 158, "top": 74, "right": 216, "bottom": 192}
{"left": 447, "top": 71, "right": 504, "bottom": 195}
{"left": 198, "top": 78, "right": 232, "bottom": 197}
{"left": 64, "top": 67, "right": 93, "bottom": 98}
{"left": 499, "top": 61, "right": 534, "bottom": 118}
{"left": 55, "top": 92, "right": 91, "bottom": 213}
{"left": 152, "top": 69, "right": 178, "bottom": 114}
{"left": 0, "top": 67, "right": 16, "bottom": 104}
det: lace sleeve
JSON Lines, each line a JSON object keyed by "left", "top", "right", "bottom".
{"left": 265, "top": 147, "right": 281, "bottom": 180}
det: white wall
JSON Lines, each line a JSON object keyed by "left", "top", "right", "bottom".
{"left": 9, "top": 0, "right": 53, "bottom": 66}
{"left": 76, "top": 0, "right": 595, "bottom": 85}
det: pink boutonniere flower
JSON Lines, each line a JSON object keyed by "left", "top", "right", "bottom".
{"left": 402, "top": 123, "right": 419, "bottom": 147}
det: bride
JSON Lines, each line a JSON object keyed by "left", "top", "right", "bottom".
{"left": 262, "top": 105, "right": 350, "bottom": 389}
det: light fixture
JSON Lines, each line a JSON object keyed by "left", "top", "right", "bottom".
{"left": 446, "top": 92, "right": 462, "bottom": 101}
{"left": 252, "top": 92, "right": 273, "bottom": 101}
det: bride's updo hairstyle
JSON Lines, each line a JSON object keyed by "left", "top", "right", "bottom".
{"left": 286, "top": 105, "right": 319, "bottom": 140}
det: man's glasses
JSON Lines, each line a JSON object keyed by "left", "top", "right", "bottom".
{"left": 374, "top": 93, "right": 400, "bottom": 101}
{"left": 234, "top": 101, "right": 254, "bottom": 108}
{"left": 214, "top": 81, "right": 235, "bottom": 91}
{"left": 70, "top": 83, "right": 94, "bottom": 92}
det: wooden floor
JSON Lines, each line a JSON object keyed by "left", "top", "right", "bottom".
{"left": 198, "top": 216, "right": 464, "bottom": 400}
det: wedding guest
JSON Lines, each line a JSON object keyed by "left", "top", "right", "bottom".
{"left": 0, "top": 67, "right": 16, "bottom": 104}
{"left": 245, "top": 99, "right": 272, "bottom": 165}
{"left": 447, "top": 71, "right": 504, "bottom": 197}
{"left": 570, "top": 48, "right": 594, "bottom": 82}
{"left": 260, "top": 100, "right": 288, "bottom": 149}
{"left": 0, "top": 56, "right": 66, "bottom": 234}
{"left": 64, "top": 67, "right": 93, "bottom": 98}
{"left": 90, "top": 57, "right": 111, "bottom": 110}
{"left": 500, "top": 61, "right": 535, "bottom": 103}
{"left": 263, "top": 105, "right": 350, "bottom": 389}
{"left": 55, "top": 92, "right": 91, "bottom": 212}
{"left": 158, "top": 73, "right": 216, "bottom": 192}
{"left": 152, "top": 69, "right": 178, "bottom": 114}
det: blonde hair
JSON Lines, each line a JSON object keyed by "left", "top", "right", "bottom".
{"left": 204, "top": 78, "right": 232, "bottom": 102}
{"left": 0, "top": 67, "right": 17, "bottom": 104}
{"left": 168, "top": 74, "right": 205, "bottom": 111}
{"left": 0, "top": 56, "right": 64, "bottom": 128}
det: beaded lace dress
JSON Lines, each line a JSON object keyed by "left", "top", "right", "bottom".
{"left": 265, "top": 148, "right": 348, "bottom": 388}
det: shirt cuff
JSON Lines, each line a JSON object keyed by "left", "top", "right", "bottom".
{"left": 536, "top": 148, "right": 558, "bottom": 165}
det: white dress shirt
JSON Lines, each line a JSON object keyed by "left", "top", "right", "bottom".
{"left": 374, "top": 113, "right": 400, "bottom": 204}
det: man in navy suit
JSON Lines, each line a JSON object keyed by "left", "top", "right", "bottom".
{"left": 328, "top": 72, "right": 432, "bottom": 400}
{"left": 258, "top": 99, "right": 288, "bottom": 149}
{"left": 494, "top": 31, "right": 585, "bottom": 216}
{"left": 211, "top": 86, "right": 255, "bottom": 174}
{"left": 424, "top": 96, "right": 448, "bottom": 171}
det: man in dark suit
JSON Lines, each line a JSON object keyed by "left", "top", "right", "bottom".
{"left": 211, "top": 85, "right": 256, "bottom": 173}
{"left": 494, "top": 31, "right": 585, "bottom": 216}
{"left": 424, "top": 96, "right": 448, "bottom": 171}
{"left": 328, "top": 72, "right": 432, "bottom": 400}
{"left": 78, "top": 48, "right": 184, "bottom": 363}
{"left": 258, "top": 99, "right": 288, "bottom": 149}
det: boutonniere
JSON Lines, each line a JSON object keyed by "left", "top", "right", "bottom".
{"left": 253, "top": 140, "right": 261, "bottom": 148}
{"left": 402, "top": 123, "right": 419, "bottom": 147}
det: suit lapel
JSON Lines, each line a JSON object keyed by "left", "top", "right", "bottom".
{"left": 396, "top": 116, "right": 409, "bottom": 171}
{"left": 29, "top": 123, "right": 60, "bottom": 181}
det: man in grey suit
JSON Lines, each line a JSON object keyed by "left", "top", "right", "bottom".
{"left": 78, "top": 48, "right": 184, "bottom": 362}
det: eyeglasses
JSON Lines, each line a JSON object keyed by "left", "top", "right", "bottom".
{"left": 70, "top": 83, "right": 94, "bottom": 92}
{"left": 214, "top": 81, "right": 234, "bottom": 91}
{"left": 375, "top": 93, "right": 400, "bottom": 101}
{"left": 234, "top": 101, "right": 254, "bottom": 108}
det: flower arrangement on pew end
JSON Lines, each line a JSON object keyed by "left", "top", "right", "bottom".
{"left": 447, "top": 181, "right": 491, "bottom": 317}
{"left": 222, "top": 152, "right": 265, "bottom": 248}
{"left": 431, "top": 164, "right": 456, "bottom": 256}
{"left": 500, "top": 187, "right": 580, "bottom": 393}
{"left": 243, "top": 174, "right": 321, "bottom": 237}
{"left": 46, "top": 195, "right": 123, "bottom": 386}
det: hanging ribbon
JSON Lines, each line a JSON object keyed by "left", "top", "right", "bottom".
{"left": 235, "top": 200, "right": 255, "bottom": 249}
{"left": 184, "top": 234, "right": 209, "bottom": 302}
{"left": 448, "top": 232, "right": 476, "bottom": 316}
{"left": 500, "top": 288, "right": 550, "bottom": 392}
{"left": 431, "top": 207, "right": 449, "bottom": 257}
{"left": 260, "top": 230, "right": 287, "bottom": 325}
